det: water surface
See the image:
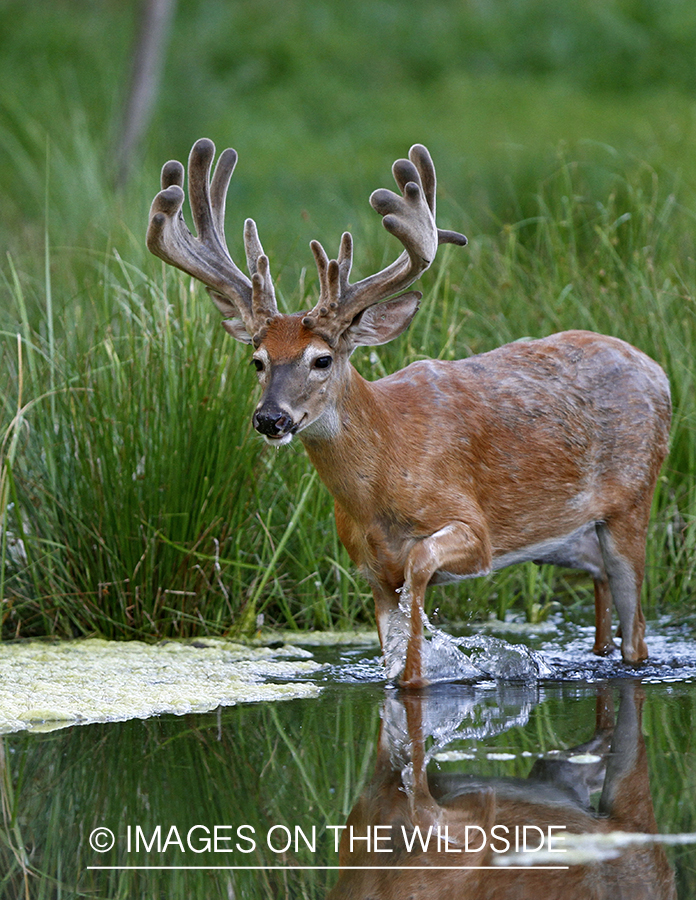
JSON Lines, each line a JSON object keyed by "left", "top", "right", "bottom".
{"left": 2, "top": 618, "right": 695, "bottom": 898}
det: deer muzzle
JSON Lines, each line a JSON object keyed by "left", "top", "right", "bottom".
{"left": 252, "top": 406, "right": 296, "bottom": 439}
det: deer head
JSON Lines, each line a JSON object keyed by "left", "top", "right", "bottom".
{"left": 146, "top": 138, "right": 467, "bottom": 445}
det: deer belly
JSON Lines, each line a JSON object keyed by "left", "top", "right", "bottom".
{"left": 490, "top": 521, "right": 604, "bottom": 578}
{"left": 425, "top": 521, "right": 605, "bottom": 585}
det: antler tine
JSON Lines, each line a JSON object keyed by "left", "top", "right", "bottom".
{"left": 308, "top": 240, "right": 330, "bottom": 302}
{"left": 208, "top": 145, "right": 237, "bottom": 237}
{"left": 304, "top": 144, "right": 466, "bottom": 343}
{"left": 403, "top": 145, "right": 468, "bottom": 248}
{"left": 403, "top": 144, "right": 436, "bottom": 214}
{"left": 146, "top": 138, "right": 278, "bottom": 336}
{"left": 303, "top": 233, "right": 353, "bottom": 329}
{"left": 244, "top": 218, "right": 277, "bottom": 324}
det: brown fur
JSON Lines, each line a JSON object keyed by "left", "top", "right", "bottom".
{"left": 146, "top": 140, "right": 671, "bottom": 685}
{"left": 259, "top": 315, "right": 317, "bottom": 361}
{"left": 293, "top": 330, "right": 670, "bottom": 685}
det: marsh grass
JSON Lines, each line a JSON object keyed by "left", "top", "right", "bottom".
{"left": 0, "top": 247, "right": 349, "bottom": 638}
{"left": 1, "top": 143, "right": 696, "bottom": 639}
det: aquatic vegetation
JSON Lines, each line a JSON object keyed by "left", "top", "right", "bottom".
{"left": 0, "top": 638, "right": 322, "bottom": 733}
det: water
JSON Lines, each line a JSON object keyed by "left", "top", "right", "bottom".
{"left": 325, "top": 612, "right": 696, "bottom": 685}
{"left": 1, "top": 617, "right": 695, "bottom": 898}
{"left": 378, "top": 590, "right": 554, "bottom": 683}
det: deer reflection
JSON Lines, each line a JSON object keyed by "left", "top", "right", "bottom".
{"left": 327, "top": 682, "right": 675, "bottom": 900}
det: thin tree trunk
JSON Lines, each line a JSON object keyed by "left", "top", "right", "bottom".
{"left": 115, "top": 0, "right": 176, "bottom": 188}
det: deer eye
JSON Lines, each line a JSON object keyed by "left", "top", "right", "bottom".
{"left": 313, "top": 355, "right": 333, "bottom": 370}
{"left": 252, "top": 358, "right": 264, "bottom": 373}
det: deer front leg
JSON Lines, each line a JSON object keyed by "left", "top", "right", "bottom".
{"left": 399, "top": 522, "right": 491, "bottom": 689}
{"left": 593, "top": 576, "right": 615, "bottom": 656}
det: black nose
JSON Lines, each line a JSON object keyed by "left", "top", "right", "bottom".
{"left": 253, "top": 408, "right": 294, "bottom": 437}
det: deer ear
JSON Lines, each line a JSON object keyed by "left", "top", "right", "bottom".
{"left": 208, "top": 289, "right": 238, "bottom": 318}
{"left": 209, "top": 289, "right": 253, "bottom": 343}
{"left": 222, "top": 318, "right": 253, "bottom": 344}
{"left": 346, "top": 292, "right": 421, "bottom": 347}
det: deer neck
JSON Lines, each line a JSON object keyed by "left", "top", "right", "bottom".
{"left": 299, "top": 364, "right": 386, "bottom": 516}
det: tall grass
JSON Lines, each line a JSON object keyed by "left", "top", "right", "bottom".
{"left": 1, "top": 142, "right": 696, "bottom": 639}
{"left": 0, "top": 232, "right": 378, "bottom": 638}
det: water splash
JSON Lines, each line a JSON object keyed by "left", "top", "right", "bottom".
{"left": 383, "top": 588, "right": 552, "bottom": 684}
{"left": 422, "top": 628, "right": 553, "bottom": 682}
{"left": 539, "top": 619, "right": 696, "bottom": 682}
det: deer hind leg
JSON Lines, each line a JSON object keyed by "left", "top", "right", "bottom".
{"left": 565, "top": 525, "right": 615, "bottom": 656}
{"left": 399, "top": 522, "right": 491, "bottom": 689}
{"left": 596, "top": 517, "right": 649, "bottom": 663}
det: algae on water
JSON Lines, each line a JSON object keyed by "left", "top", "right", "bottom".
{"left": 0, "top": 638, "right": 323, "bottom": 733}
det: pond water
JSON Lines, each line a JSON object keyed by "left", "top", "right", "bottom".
{"left": 1, "top": 618, "right": 695, "bottom": 899}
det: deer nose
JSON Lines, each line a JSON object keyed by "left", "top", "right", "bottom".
{"left": 253, "top": 408, "right": 295, "bottom": 437}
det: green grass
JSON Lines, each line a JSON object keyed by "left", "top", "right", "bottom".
{"left": 1, "top": 0, "right": 696, "bottom": 639}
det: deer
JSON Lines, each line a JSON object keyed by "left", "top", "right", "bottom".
{"left": 146, "top": 137, "right": 671, "bottom": 688}
{"left": 325, "top": 683, "right": 676, "bottom": 899}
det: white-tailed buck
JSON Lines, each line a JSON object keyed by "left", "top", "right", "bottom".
{"left": 147, "top": 138, "right": 671, "bottom": 687}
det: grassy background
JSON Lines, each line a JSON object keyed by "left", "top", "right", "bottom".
{"left": 1, "top": 0, "right": 696, "bottom": 639}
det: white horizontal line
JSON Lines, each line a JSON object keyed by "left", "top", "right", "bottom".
{"left": 87, "top": 865, "right": 570, "bottom": 871}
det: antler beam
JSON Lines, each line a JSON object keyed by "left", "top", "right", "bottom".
{"left": 146, "top": 138, "right": 278, "bottom": 343}
{"left": 302, "top": 144, "right": 467, "bottom": 344}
